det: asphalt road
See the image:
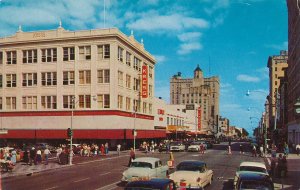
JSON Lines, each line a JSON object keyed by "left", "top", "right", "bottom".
{"left": 2, "top": 142, "right": 265, "bottom": 190}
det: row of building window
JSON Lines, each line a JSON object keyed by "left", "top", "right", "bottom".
{"left": 167, "top": 117, "right": 184, "bottom": 126}
{"left": 0, "top": 95, "right": 153, "bottom": 114}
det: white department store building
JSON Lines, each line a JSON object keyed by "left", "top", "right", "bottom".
{"left": 0, "top": 26, "right": 165, "bottom": 142}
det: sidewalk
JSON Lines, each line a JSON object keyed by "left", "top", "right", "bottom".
{"left": 0, "top": 151, "right": 125, "bottom": 179}
{"left": 265, "top": 153, "right": 300, "bottom": 190}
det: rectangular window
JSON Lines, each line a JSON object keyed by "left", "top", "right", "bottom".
{"left": 0, "top": 97, "right": 2, "bottom": 110}
{"left": 133, "top": 99, "right": 141, "bottom": 112}
{"left": 41, "top": 72, "right": 57, "bottom": 86}
{"left": 97, "top": 44, "right": 110, "bottom": 59}
{"left": 41, "top": 48, "right": 57, "bottom": 62}
{"left": 97, "top": 94, "right": 110, "bottom": 108}
{"left": 23, "top": 49, "right": 37, "bottom": 63}
{"left": 22, "top": 96, "right": 37, "bottom": 110}
{"left": 22, "top": 73, "right": 37, "bottom": 87}
{"left": 118, "top": 47, "right": 124, "bottom": 62}
{"left": 118, "top": 71, "right": 123, "bottom": 86}
{"left": 133, "top": 57, "right": 141, "bottom": 71}
{"left": 149, "top": 103, "right": 152, "bottom": 114}
{"left": 126, "top": 97, "right": 131, "bottom": 111}
{"left": 126, "top": 52, "right": 131, "bottom": 66}
{"left": 63, "top": 71, "right": 75, "bottom": 85}
{"left": 79, "top": 70, "right": 91, "bottom": 84}
{"left": 0, "top": 52, "right": 3, "bottom": 64}
{"left": 0, "top": 75, "right": 2, "bottom": 88}
{"left": 149, "top": 66, "right": 153, "bottom": 78}
{"left": 6, "top": 74, "right": 17, "bottom": 87}
{"left": 118, "top": 95, "right": 123, "bottom": 109}
{"left": 143, "top": 102, "right": 147, "bottom": 113}
{"left": 6, "top": 51, "right": 17, "bottom": 65}
{"left": 97, "top": 69, "right": 110, "bottom": 83}
{"left": 126, "top": 74, "right": 131, "bottom": 89}
{"left": 63, "top": 95, "right": 74, "bottom": 109}
{"left": 149, "top": 85, "right": 153, "bottom": 97}
{"left": 6, "top": 97, "right": 16, "bottom": 110}
{"left": 63, "top": 47, "right": 75, "bottom": 61}
{"left": 41, "top": 96, "right": 57, "bottom": 109}
{"left": 79, "top": 46, "right": 91, "bottom": 60}
{"left": 133, "top": 78, "right": 140, "bottom": 91}
{"left": 78, "top": 95, "right": 91, "bottom": 108}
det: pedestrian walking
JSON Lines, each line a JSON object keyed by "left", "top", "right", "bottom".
{"left": 228, "top": 145, "right": 232, "bottom": 155}
{"left": 239, "top": 144, "right": 244, "bottom": 154}
{"left": 128, "top": 148, "right": 135, "bottom": 167}
{"left": 105, "top": 142, "right": 109, "bottom": 155}
{"left": 56, "top": 147, "right": 62, "bottom": 164}
{"left": 10, "top": 149, "right": 17, "bottom": 165}
{"left": 117, "top": 144, "right": 121, "bottom": 156}
{"left": 260, "top": 146, "right": 264, "bottom": 157}
{"left": 252, "top": 145, "right": 257, "bottom": 157}
{"left": 296, "top": 144, "right": 300, "bottom": 156}
{"left": 44, "top": 147, "right": 51, "bottom": 165}
{"left": 23, "top": 149, "right": 30, "bottom": 165}
{"left": 284, "top": 143, "right": 289, "bottom": 158}
{"left": 270, "top": 157, "right": 276, "bottom": 177}
{"left": 29, "top": 147, "right": 36, "bottom": 166}
{"left": 277, "top": 154, "right": 284, "bottom": 178}
{"left": 36, "top": 149, "right": 42, "bottom": 164}
{"left": 271, "top": 144, "right": 277, "bottom": 158}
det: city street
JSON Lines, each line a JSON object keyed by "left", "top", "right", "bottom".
{"left": 1, "top": 142, "right": 265, "bottom": 190}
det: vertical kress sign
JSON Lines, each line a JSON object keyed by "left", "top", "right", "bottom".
{"left": 198, "top": 107, "right": 201, "bottom": 131}
{"left": 141, "top": 65, "right": 148, "bottom": 98}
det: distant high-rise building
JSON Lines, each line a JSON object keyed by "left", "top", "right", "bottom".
{"left": 170, "top": 65, "right": 220, "bottom": 135}
{"left": 287, "top": 0, "right": 300, "bottom": 145}
{"left": 267, "top": 50, "right": 288, "bottom": 131}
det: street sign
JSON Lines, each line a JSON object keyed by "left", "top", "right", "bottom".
{"left": 186, "top": 104, "right": 195, "bottom": 110}
{"left": 0, "top": 130, "right": 8, "bottom": 134}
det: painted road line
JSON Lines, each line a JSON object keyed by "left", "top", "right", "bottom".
{"left": 77, "top": 155, "right": 128, "bottom": 165}
{"left": 95, "top": 181, "right": 119, "bottom": 190}
{"left": 99, "top": 172, "right": 111, "bottom": 176}
{"left": 43, "top": 186, "right": 58, "bottom": 190}
{"left": 73, "top": 177, "right": 90, "bottom": 183}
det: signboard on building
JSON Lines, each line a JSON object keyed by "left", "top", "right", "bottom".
{"left": 141, "top": 65, "right": 148, "bottom": 98}
{"left": 186, "top": 104, "right": 195, "bottom": 110}
{"left": 198, "top": 107, "right": 201, "bottom": 131}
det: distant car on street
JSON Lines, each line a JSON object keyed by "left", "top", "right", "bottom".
{"left": 169, "top": 160, "right": 213, "bottom": 189}
{"left": 187, "top": 142, "right": 201, "bottom": 152}
{"left": 125, "top": 178, "right": 176, "bottom": 190}
{"left": 235, "top": 172, "right": 274, "bottom": 190}
{"left": 169, "top": 142, "right": 185, "bottom": 152}
{"left": 121, "top": 157, "right": 169, "bottom": 182}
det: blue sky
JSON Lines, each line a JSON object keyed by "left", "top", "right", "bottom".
{"left": 0, "top": 0, "right": 287, "bottom": 134}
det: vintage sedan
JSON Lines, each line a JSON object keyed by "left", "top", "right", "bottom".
{"left": 122, "top": 157, "right": 169, "bottom": 182}
{"left": 170, "top": 142, "right": 185, "bottom": 152}
{"left": 234, "top": 161, "right": 268, "bottom": 188}
{"left": 169, "top": 160, "right": 213, "bottom": 189}
{"left": 235, "top": 172, "right": 274, "bottom": 190}
{"left": 187, "top": 142, "right": 201, "bottom": 152}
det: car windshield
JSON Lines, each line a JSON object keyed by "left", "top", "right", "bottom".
{"left": 240, "top": 166, "right": 267, "bottom": 173}
{"left": 240, "top": 180, "right": 273, "bottom": 190}
{"left": 177, "top": 163, "right": 205, "bottom": 172}
{"left": 130, "top": 162, "right": 153, "bottom": 169}
{"left": 190, "top": 142, "right": 201, "bottom": 145}
{"left": 170, "top": 142, "right": 181, "bottom": 146}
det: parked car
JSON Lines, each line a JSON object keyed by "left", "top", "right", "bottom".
{"left": 235, "top": 172, "right": 274, "bottom": 190}
{"left": 125, "top": 178, "right": 176, "bottom": 190}
{"left": 234, "top": 161, "right": 268, "bottom": 188}
{"left": 169, "top": 160, "right": 213, "bottom": 189}
{"left": 170, "top": 142, "right": 185, "bottom": 152}
{"left": 122, "top": 157, "right": 169, "bottom": 182}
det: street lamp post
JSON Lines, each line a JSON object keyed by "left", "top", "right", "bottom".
{"left": 69, "top": 96, "right": 75, "bottom": 165}
{"left": 133, "top": 106, "right": 137, "bottom": 152}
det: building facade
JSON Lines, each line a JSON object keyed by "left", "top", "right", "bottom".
{"left": 267, "top": 50, "right": 288, "bottom": 133}
{"left": 287, "top": 0, "right": 300, "bottom": 145}
{"left": 170, "top": 65, "right": 220, "bottom": 135}
{"left": 0, "top": 26, "right": 165, "bottom": 144}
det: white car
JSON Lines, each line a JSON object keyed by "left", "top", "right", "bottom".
{"left": 121, "top": 157, "right": 169, "bottom": 182}
{"left": 170, "top": 142, "right": 185, "bottom": 152}
{"left": 169, "top": 160, "right": 213, "bottom": 189}
{"left": 234, "top": 161, "right": 268, "bottom": 188}
{"left": 188, "top": 142, "right": 202, "bottom": 152}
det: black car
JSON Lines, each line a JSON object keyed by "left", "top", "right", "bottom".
{"left": 125, "top": 178, "right": 176, "bottom": 190}
{"left": 235, "top": 172, "right": 274, "bottom": 190}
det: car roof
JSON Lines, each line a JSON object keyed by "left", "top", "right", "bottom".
{"left": 238, "top": 172, "right": 271, "bottom": 181}
{"left": 240, "top": 162, "right": 266, "bottom": 169}
{"left": 125, "top": 178, "right": 173, "bottom": 189}
{"left": 133, "top": 157, "right": 160, "bottom": 162}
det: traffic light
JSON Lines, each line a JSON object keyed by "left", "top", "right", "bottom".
{"left": 67, "top": 128, "right": 73, "bottom": 137}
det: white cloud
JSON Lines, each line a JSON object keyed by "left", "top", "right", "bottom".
{"left": 177, "top": 32, "right": 202, "bottom": 42}
{"left": 177, "top": 42, "right": 202, "bottom": 55}
{"left": 126, "top": 12, "right": 209, "bottom": 33}
{"left": 204, "top": 0, "right": 230, "bottom": 15}
{"left": 256, "top": 67, "right": 269, "bottom": 80}
{"left": 237, "top": 74, "right": 260, "bottom": 82}
{"left": 154, "top": 55, "right": 167, "bottom": 64}
{"left": 265, "top": 41, "right": 288, "bottom": 50}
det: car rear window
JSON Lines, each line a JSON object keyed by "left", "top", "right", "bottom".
{"left": 240, "top": 166, "right": 267, "bottom": 173}
{"left": 131, "top": 162, "right": 152, "bottom": 169}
